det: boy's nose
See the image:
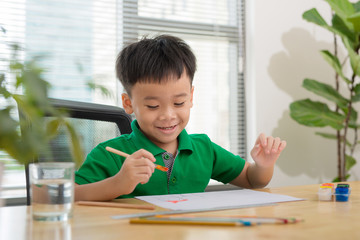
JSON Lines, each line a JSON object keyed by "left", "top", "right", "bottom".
{"left": 159, "top": 107, "right": 176, "bottom": 120}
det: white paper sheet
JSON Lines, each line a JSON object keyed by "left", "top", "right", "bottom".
{"left": 136, "top": 189, "right": 303, "bottom": 211}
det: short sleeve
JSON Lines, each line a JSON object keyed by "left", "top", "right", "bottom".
{"left": 210, "top": 141, "right": 246, "bottom": 184}
{"left": 75, "top": 144, "right": 122, "bottom": 184}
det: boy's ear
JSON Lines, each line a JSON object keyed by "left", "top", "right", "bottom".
{"left": 190, "top": 86, "right": 194, "bottom": 107}
{"left": 121, "top": 93, "right": 134, "bottom": 114}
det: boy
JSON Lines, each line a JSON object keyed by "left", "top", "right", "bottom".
{"left": 75, "top": 35, "right": 286, "bottom": 201}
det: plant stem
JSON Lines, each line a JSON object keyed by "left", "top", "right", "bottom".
{"left": 333, "top": 31, "right": 343, "bottom": 181}
{"left": 351, "top": 127, "right": 358, "bottom": 156}
{"left": 342, "top": 106, "right": 351, "bottom": 181}
{"left": 342, "top": 73, "right": 356, "bottom": 181}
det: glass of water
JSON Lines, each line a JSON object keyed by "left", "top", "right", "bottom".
{"left": 29, "top": 162, "right": 75, "bottom": 221}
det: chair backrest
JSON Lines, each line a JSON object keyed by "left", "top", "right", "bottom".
{"left": 20, "top": 98, "right": 132, "bottom": 205}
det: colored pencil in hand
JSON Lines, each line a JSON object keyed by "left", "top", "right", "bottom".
{"left": 105, "top": 146, "right": 168, "bottom": 172}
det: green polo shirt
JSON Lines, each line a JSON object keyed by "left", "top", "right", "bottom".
{"left": 75, "top": 120, "right": 246, "bottom": 198}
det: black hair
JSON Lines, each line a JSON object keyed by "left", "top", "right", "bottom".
{"left": 116, "top": 35, "right": 197, "bottom": 95}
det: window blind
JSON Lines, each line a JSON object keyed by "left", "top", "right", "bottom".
{"left": 0, "top": 0, "right": 246, "bottom": 201}
{"left": 121, "top": 0, "right": 246, "bottom": 156}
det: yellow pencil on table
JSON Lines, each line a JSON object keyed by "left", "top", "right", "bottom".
{"left": 76, "top": 201, "right": 155, "bottom": 210}
{"left": 130, "top": 216, "right": 302, "bottom": 226}
{"left": 105, "top": 146, "right": 168, "bottom": 172}
{"left": 130, "top": 217, "right": 253, "bottom": 227}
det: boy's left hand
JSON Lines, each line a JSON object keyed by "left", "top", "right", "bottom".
{"left": 250, "top": 133, "right": 286, "bottom": 168}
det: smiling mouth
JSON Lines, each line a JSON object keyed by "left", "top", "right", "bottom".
{"left": 158, "top": 125, "right": 177, "bottom": 130}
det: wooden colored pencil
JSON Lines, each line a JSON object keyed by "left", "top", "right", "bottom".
{"left": 157, "top": 216, "right": 302, "bottom": 224}
{"left": 105, "top": 146, "right": 168, "bottom": 172}
{"left": 76, "top": 201, "right": 155, "bottom": 210}
{"left": 130, "top": 218, "right": 251, "bottom": 226}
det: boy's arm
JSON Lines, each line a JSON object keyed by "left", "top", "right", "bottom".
{"left": 75, "top": 175, "right": 130, "bottom": 201}
{"left": 75, "top": 149, "right": 156, "bottom": 201}
{"left": 230, "top": 133, "right": 286, "bottom": 189}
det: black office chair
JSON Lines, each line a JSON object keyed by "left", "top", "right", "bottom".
{"left": 20, "top": 98, "right": 133, "bottom": 205}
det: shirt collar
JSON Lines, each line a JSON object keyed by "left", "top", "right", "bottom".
{"left": 130, "top": 120, "right": 193, "bottom": 156}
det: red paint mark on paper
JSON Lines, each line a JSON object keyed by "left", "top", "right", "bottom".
{"left": 166, "top": 199, "right": 188, "bottom": 204}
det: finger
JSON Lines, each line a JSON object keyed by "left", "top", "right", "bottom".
{"left": 144, "top": 157, "right": 156, "bottom": 172}
{"left": 265, "top": 137, "right": 274, "bottom": 154}
{"left": 133, "top": 159, "right": 155, "bottom": 172}
{"left": 251, "top": 143, "right": 262, "bottom": 157}
{"left": 137, "top": 170, "right": 154, "bottom": 184}
{"left": 137, "top": 149, "right": 156, "bottom": 162}
{"left": 279, "top": 140, "right": 287, "bottom": 151}
{"left": 271, "top": 137, "right": 281, "bottom": 153}
{"left": 130, "top": 149, "right": 156, "bottom": 162}
{"left": 257, "top": 133, "right": 267, "bottom": 147}
{"left": 133, "top": 168, "right": 153, "bottom": 185}
{"left": 134, "top": 165, "right": 154, "bottom": 174}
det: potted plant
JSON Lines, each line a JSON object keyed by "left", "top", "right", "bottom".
{"left": 290, "top": 0, "right": 360, "bottom": 182}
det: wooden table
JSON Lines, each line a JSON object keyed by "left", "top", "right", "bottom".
{"left": 1, "top": 182, "right": 359, "bottom": 240}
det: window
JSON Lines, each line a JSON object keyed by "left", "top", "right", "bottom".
{"left": 0, "top": 0, "right": 246, "bottom": 203}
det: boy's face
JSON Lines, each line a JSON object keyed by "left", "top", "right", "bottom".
{"left": 122, "top": 74, "right": 194, "bottom": 153}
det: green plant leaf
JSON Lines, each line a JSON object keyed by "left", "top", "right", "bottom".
{"left": 64, "top": 121, "right": 84, "bottom": 168}
{"left": 353, "top": 84, "right": 360, "bottom": 102}
{"left": 0, "top": 108, "right": 20, "bottom": 149}
{"left": 327, "top": 0, "right": 355, "bottom": 15}
{"left": 332, "top": 176, "right": 340, "bottom": 182}
{"left": 302, "top": 79, "right": 348, "bottom": 108}
{"left": 315, "top": 131, "right": 352, "bottom": 146}
{"left": 325, "top": 0, "right": 355, "bottom": 20}
{"left": 332, "top": 174, "right": 351, "bottom": 182}
{"left": 354, "top": 1, "right": 360, "bottom": 11}
{"left": 86, "top": 82, "right": 113, "bottom": 99}
{"left": 332, "top": 14, "right": 357, "bottom": 44}
{"left": 46, "top": 119, "right": 62, "bottom": 139}
{"left": 347, "top": 108, "right": 359, "bottom": 129}
{"left": 347, "top": 11, "right": 360, "bottom": 31}
{"left": 0, "top": 74, "right": 12, "bottom": 98}
{"left": 303, "top": 8, "right": 355, "bottom": 45}
{"left": 344, "top": 38, "right": 360, "bottom": 77}
{"left": 341, "top": 104, "right": 359, "bottom": 128}
{"left": 0, "top": 107, "right": 39, "bottom": 164}
{"left": 320, "top": 50, "right": 351, "bottom": 84}
{"left": 0, "top": 26, "right": 6, "bottom": 34}
{"left": 290, "top": 99, "right": 346, "bottom": 130}
{"left": 315, "top": 132, "right": 338, "bottom": 140}
{"left": 303, "top": 8, "right": 328, "bottom": 26}
{"left": 345, "top": 154, "right": 356, "bottom": 171}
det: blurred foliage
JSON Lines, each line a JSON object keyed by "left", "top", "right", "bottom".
{"left": 0, "top": 39, "right": 84, "bottom": 168}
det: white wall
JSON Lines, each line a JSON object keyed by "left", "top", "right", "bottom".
{"left": 246, "top": 0, "right": 360, "bottom": 187}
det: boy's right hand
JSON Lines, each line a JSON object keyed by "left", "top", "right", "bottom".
{"left": 114, "top": 149, "right": 156, "bottom": 195}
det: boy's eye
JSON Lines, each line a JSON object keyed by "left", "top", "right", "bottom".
{"left": 174, "top": 102, "right": 185, "bottom": 106}
{"left": 146, "top": 105, "right": 159, "bottom": 109}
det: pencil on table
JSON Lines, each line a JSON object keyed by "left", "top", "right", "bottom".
{"left": 157, "top": 216, "right": 302, "bottom": 224}
{"left": 129, "top": 218, "right": 253, "bottom": 227}
{"left": 76, "top": 201, "right": 155, "bottom": 210}
{"left": 105, "top": 146, "right": 168, "bottom": 172}
{"left": 130, "top": 216, "right": 302, "bottom": 226}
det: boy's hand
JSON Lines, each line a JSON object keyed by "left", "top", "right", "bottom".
{"left": 250, "top": 133, "right": 286, "bottom": 168}
{"left": 114, "top": 149, "right": 156, "bottom": 195}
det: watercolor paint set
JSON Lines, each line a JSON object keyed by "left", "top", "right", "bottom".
{"left": 318, "top": 183, "right": 351, "bottom": 202}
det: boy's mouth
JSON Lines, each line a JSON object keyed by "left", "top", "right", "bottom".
{"left": 158, "top": 125, "right": 177, "bottom": 130}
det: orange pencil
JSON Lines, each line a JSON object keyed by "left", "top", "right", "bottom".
{"left": 105, "top": 146, "right": 168, "bottom": 172}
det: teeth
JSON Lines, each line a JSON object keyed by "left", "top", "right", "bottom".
{"left": 160, "top": 125, "right": 175, "bottom": 130}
